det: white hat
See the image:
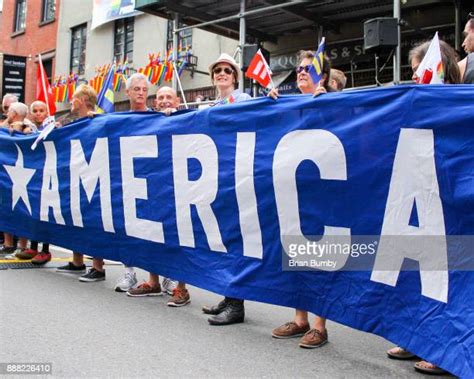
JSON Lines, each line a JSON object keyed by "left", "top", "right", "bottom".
{"left": 208, "top": 53, "right": 240, "bottom": 80}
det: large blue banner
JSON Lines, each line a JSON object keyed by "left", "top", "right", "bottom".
{"left": 0, "top": 86, "right": 473, "bottom": 377}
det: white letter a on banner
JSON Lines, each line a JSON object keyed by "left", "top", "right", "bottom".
{"left": 371, "top": 129, "right": 448, "bottom": 303}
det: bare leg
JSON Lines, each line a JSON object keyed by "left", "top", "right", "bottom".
{"left": 313, "top": 316, "right": 327, "bottom": 332}
{"left": 18, "top": 238, "right": 28, "bottom": 249}
{"left": 72, "top": 252, "right": 84, "bottom": 266}
{"left": 294, "top": 309, "right": 310, "bottom": 327}
{"left": 4, "top": 233, "right": 14, "bottom": 247}
{"left": 148, "top": 273, "right": 160, "bottom": 287}
{"left": 92, "top": 258, "right": 104, "bottom": 272}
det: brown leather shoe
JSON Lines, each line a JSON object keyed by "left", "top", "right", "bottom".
{"left": 299, "top": 328, "right": 328, "bottom": 348}
{"left": 272, "top": 321, "right": 310, "bottom": 339}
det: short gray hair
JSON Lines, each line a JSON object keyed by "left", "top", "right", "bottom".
{"left": 2, "top": 94, "right": 18, "bottom": 106}
{"left": 126, "top": 73, "right": 150, "bottom": 90}
{"left": 9, "top": 102, "right": 28, "bottom": 117}
{"left": 30, "top": 100, "right": 47, "bottom": 112}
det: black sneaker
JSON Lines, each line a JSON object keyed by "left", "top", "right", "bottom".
{"left": 79, "top": 268, "right": 106, "bottom": 282}
{"left": 0, "top": 245, "right": 16, "bottom": 255}
{"left": 56, "top": 262, "right": 87, "bottom": 273}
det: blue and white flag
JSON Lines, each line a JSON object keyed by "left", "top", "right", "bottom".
{"left": 0, "top": 86, "right": 473, "bottom": 377}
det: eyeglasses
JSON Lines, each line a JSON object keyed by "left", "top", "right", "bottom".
{"left": 469, "top": 12, "right": 474, "bottom": 19}
{"left": 213, "top": 67, "right": 234, "bottom": 75}
{"left": 296, "top": 65, "right": 312, "bottom": 74}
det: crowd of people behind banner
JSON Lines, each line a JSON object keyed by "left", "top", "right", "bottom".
{"left": 1, "top": 16, "right": 474, "bottom": 376}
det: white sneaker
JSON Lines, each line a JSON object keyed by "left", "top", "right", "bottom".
{"left": 161, "top": 277, "right": 178, "bottom": 295}
{"left": 115, "top": 271, "right": 137, "bottom": 292}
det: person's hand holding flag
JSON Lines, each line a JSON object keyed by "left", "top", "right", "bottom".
{"left": 31, "top": 116, "right": 56, "bottom": 151}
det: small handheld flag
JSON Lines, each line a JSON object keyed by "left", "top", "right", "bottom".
{"left": 96, "top": 64, "right": 115, "bottom": 114}
{"left": 31, "top": 116, "right": 56, "bottom": 151}
{"left": 415, "top": 32, "right": 444, "bottom": 84}
{"left": 308, "top": 37, "right": 326, "bottom": 84}
{"left": 245, "top": 49, "right": 273, "bottom": 88}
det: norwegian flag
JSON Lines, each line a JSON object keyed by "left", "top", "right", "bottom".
{"left": 245, "top": 49, "right": 273, "bottom": 88}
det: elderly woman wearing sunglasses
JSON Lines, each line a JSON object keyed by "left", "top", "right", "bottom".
{"left": 268, "top": 49, "right": 332, "bottom": 99}
{"left": 268, "top": 50, "right": 334, "bottom": 349}
{"left": 201, "top": 53, "right": 251, "bottom": 326}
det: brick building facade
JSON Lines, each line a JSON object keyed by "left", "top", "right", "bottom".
{"left": 0, "top": 0, "right": 60, "bottom": 105}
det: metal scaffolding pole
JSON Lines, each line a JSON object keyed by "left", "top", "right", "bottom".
{"left": 172, "top": 13, "right": 179, "bottom": 91}
{"left": 239, "top": 0, "right": 246, "bottom": 91}
{"left": 393, "top": 0, "right": 401, "bottom": 84}
{"left": 174, "top": 1, "right": 310, "bottom": 33}
{"left": 455, "top": 1, "right": 461, "bottom": 51}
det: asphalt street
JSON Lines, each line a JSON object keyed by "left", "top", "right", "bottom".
{"left": 0, "top": 248, "right": 452, "bottom": 378}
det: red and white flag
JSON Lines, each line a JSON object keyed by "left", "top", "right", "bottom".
{"left": 245, "top": 49, "right": 273, "bottom": 88}
{"left": 36, "top": 54, "right": 56, "bottom": 115}
{"left": 415, "top": 32, "right": 444, "bottom": 84}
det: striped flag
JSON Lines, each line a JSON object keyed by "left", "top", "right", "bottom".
{"left": 245, "top": 49, "right": 273, "bottom": 88}
{"left": 96, "top": 65, "right": 115, "bottom": 114}
{"left": 309, "top": 37, "right": 326, "bottom": 84}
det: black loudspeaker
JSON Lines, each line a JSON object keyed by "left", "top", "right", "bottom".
{"left": 364, "top": 17, "right": 398, "bottom": 52}
{"left": 242, "top": 44, "right": 270, "bottom": 70}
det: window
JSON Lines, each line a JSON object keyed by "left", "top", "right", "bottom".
{"left": 13, "top": 0, "right": 27, "bottom": 33}
{"left": 70, "top": 24, "right": 87, "bottom": 75}
{"left": 114, "top": 17, "right": 134, "bottom": 63}
{"left": 167, "top": 20, "right": 192, "bottom": 53}
{"left": 41, "top": 0, "right": 55, "bottom": 23}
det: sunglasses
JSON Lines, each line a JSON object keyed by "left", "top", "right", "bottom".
{"left": 213, "top": 67, "right": 234, "bottom": 75}
{"left": 296, "top": 65, "right": 312, "bottom": 74}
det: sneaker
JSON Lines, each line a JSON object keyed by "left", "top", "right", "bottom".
{"left": 272, "top": 321, "right": 310, "bottom": 339}
{"left": 161, "top": 277, "right": 178, "bottom": 295}
{"left": 298, "top": 328, "right": 328, "bottom": 348}
{"left": 31, "top": 252, "right": 52, "bottom": 265}
{"left": 115, "top": 272, "right": 137, "bottom": 292}
{"left": 15, "top": 248, "right": 38, "bottom": 260}
{"left": 167, "top": 288, "right": 191, "bottom": 307}
{"left": 13, "top": 247, "right": 25, "bottom": 258}
{"left": 79, "top": 268, "right": 106, "bottom": 282}
{"left": 126, "top": 282, "right": 162, "bottom": 297}
{"left": 56, "top": 262, "right": 87, "bottom": 273}
{"left": 0, "top": 245, "right": 16, "bottom": 254}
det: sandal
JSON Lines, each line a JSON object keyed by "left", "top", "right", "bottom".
{"left": 387, "top": 346, "right": 416, "bottom": 360}
{"left": 414, "top": 361, "right": 448, "bottom": 375}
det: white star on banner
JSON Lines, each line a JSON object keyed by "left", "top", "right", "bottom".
{"left": 3, "top": 144, "right": 36, "bottom": 215}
